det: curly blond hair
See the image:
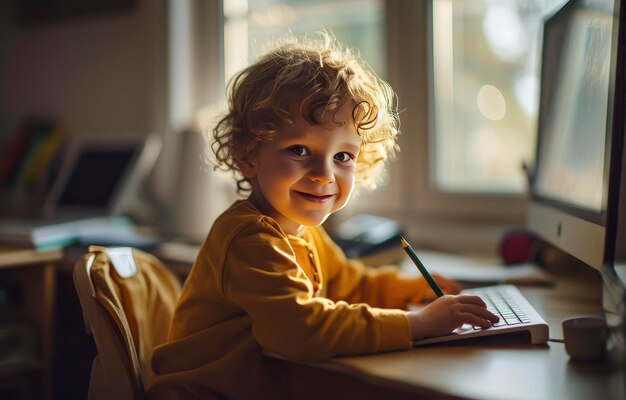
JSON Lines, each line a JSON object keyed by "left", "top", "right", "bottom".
{"left": 211, "top": 32, "right": 399, "bottom": 194}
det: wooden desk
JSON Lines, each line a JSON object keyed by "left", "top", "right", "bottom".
{"left": 274, "top": 271, "right": 625, "bottom": 400}
{"left": 0, "top": 248, "right": 62, "bottom": 400}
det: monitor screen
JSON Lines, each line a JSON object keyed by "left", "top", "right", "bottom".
{"left": 528, "top": 0, "right": 622, "bottom": 270}
{"left": 534, "top": 5, "right": 611, "bottom": 213}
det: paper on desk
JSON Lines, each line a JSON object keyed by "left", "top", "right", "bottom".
{"left": 400, "top": 251, "right": 554, "bottom": 286}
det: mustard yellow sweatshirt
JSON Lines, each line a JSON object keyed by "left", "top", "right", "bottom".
{"left": 148, "top": 200, "right": 431, "bottom": 399}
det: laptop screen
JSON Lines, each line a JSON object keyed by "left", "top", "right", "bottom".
{"left": 43, "top": 134, "right": 161, "bottom": 218}
{"left": 56, "top": 148, "right": 137, "bottom": 209}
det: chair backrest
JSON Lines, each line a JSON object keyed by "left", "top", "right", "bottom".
{"left": 73, "top": 246, "right": 181, "bottom": 400}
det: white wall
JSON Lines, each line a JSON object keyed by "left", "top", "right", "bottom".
{"left": 0, "top": 0, "right": 169, "bottom": 139}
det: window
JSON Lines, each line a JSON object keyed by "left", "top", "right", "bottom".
{"left": 223, "top": 0, "right": 385, "bottom": 86}
{"left": 431, "top": 0, "right": 563, "bottom": 193}
{"left": 348, "top": 0, "right": 568, "bottom": 253}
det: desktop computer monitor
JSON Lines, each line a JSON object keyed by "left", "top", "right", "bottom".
{"left": 527, "top": 0, "right": 625, "bottom": 280}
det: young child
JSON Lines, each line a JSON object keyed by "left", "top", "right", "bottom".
{"left": 148, "top": 33, "right": 498, "bottom": 400}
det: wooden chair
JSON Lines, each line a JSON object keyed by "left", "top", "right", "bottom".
{"left": 73, "top": 246, "right": 181, "bottom": 400}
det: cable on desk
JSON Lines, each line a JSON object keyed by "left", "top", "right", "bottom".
{"left": 547, "top": 338, "right": 565, "bottom": 343}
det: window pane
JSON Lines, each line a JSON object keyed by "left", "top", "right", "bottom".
{"left": 224, "top": 0, "right": 385, "bottom": 84}
{"left": 432, "top": 0, "right": 562, "bottom": 193}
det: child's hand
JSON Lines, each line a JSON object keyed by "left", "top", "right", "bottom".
{"left": 405, "top": 294, "right": 500, "bottom": 341}
{"left": 422, "top": 274, "right": 462, "bottom": 302}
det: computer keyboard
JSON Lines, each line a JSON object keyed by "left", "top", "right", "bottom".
{"left": 412, "top": 284, "right": 549, "bottom": 346}
{"left": 473, "top": 285, "right": 532, "bottom": 327}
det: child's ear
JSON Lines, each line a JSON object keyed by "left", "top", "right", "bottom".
{"left": 236, "top": 157, "right": 257, "bottom": 179}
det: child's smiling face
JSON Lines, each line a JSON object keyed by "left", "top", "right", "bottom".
{"left": 243, "top": 103, "right": 361, "bottom": 236}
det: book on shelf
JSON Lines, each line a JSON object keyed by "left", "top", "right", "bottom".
{"left": 0, "top": 119, "right": 62, "bottom": 189}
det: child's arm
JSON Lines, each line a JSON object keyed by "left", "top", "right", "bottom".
{"left": 405, "top": 294, "right": 500, "bottom": 340}
{"left": 313, "top": 226, "right": 457, "bottom": 308}
{"left": 222, "top": 220, "right": 411, "bottom": 361}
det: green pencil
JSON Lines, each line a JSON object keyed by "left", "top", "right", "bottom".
{"left": 400, "top": 236, "right": 444, "bottom": 297}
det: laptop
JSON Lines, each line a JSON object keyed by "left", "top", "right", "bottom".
{"left": 0, "top": 134, "right": 161, "bottom": 249}
{"left": 42, "top": 134, "right": 161, "bottom": 220}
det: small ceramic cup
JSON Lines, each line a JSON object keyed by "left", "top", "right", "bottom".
{"left": 562, "top": 316, "right": 607, "bottom": 361}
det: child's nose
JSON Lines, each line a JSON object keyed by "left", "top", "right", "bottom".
{"left": 307, "top": 157, "right": 335, "bottom": 184}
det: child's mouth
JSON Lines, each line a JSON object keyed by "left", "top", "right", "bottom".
{"left": 294, "top": 191, "right": 334, "bottom": 203}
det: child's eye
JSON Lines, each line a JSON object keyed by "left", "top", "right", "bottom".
{"left": 289, "top": 145, "right": 309, "bottom": 157}
{"left": 334, "top": 152, "right": 354, "bottom": 163}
